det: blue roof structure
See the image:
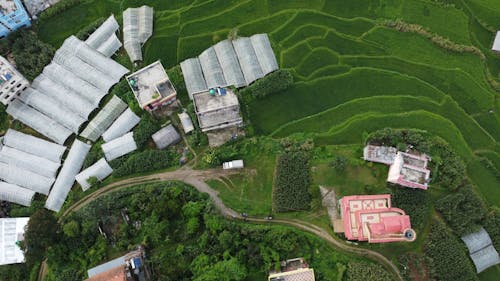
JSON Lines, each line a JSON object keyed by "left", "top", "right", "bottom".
{"left": 0, "top": 0, "right": 31, "bottom": 38}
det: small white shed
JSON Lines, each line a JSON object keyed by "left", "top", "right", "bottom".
{"left": 222, "top": 160, "right": 244, "bottom": 170}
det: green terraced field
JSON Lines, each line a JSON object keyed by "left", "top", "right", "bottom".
{"left": 34, "top": 0, "right": 500, "bottom": 278}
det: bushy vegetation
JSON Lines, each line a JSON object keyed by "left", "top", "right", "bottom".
{"left": 345, "top": 261, "right": 394, "bottom": 281}
{"left": 82, "top": 140, "right": 104, "bottom": 169}
{"left": 0, "top": 103, "right": 8, "bottom": 132}
{"left": 424, "top": 219, "right": 478, "bottom": 281}
{"left": 36, "top": 0, "right": 84, "bottom": 23}
{"left": 238, "top": 69, "right": 294, "bottom": 103}
{"left": 21, "top": 209, "right": 60, "bottom": 268}
{"left": 273, "top": 152, "right": 311, "bottom": 212}
{"left": 8, "top": 30, "right": 55, "bottom": 80}
{"left": 75, "top": 17, "right": 105, "bottom": 41}
{"left": 133, "top": 115, "right": 161, "bottom": 148}
{"left": 392, "top": 187, "right": 430, "bottom": 230}
{"left": 112, "top": 150, "right": 175, "bottom": 177}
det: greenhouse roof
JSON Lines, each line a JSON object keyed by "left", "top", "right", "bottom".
{"left": 123, "top": 6, "right": 153, "bottom": 62}
{"left": 102, "top": 108, "right": 140, "bottom": 142}
{"left": 102, "top": 132, "right": 137, "bottom": 161}
{"left": 0, "top": 162, "right": 54, "bottom": 195}
{"left": 178, "top": 112, "right": 194, "bottom": 134}
{"left": 76, "top": 158, "right": 113, "bottom": 191}
{"left": 80, "top": 95, "right": 128, "bottom": 142}
{"left": 0, "top": 217, "right": 29, "bottom": 266}
{"left": 0, "top": 181, "right": 35, "bottom": 207}
{"left": 180, "top": 58, "right": 208, "bottom": 99}
{"left": 45, "top": 140, "right": 91, "bottom": 212}
{"left": 461, "top": 228, "right": 500, "bottom": 273}
{"left": 0, "top": 146, "right": 60, "bottom": 178}
{"left": 2, "top": 129, "right": 66, "bottom": 163}
{"left": 492, "top": 31, "right": 500, "bottom": 52}
{"left": 152, "top": 125, "right": 181, "bottom": 150}
{"left": 85, "top": 15, "right": 121, "bottom": 57}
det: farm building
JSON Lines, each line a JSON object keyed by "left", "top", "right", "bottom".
{"left": 86, "top": 246, "right": 148, "bottom": 281}
{"left": 461, "top": 228, "right": 500, "bottom": 273}
{"left": 0, "top": 55, "right": 29, "bottom": 105}
{"left": 0, "top": 217, "right": 29, "bottom": 265}
{"left": 268, "top": 258, "right": 315, "bottom": 281}
{"left": 85, "top": 15, "right": 122, "bottom": 57}
{"left": 0, "top": 0, "right": 30, "bottom": 38}
{"left": 123, "top": 5, "right": 153, "bottom": 62}
{"left": 81, "top": 95, "right": 128, "bottom": 142}
{"left": 126, "top": 61, "right": 177, "bottom": 111}
{"left": 492, "top": 31, "right": 500, "bottom": 52}
{"left": 7, "top": 36, "right": 128, "bottom": 144}
{"left": 192, "top": 87, "right": 243, "bottom": 132}
{"left": 222, "top": 160, "right": 244, "bottom": 170}
{"left": 336, "top": 194, "right": 416, "bottom": 243}
{"left": 363, "top": 145, "right": 397, "bottom": 165}
{"left": 75, "top": 158, "right": 113, "bottom": 191}
{"left": 102, "top": 132, "right": 137, "bottom": 161}
{"left": 387, "top": 152, "right": 431, "bottom": 190}
{"left": 45, "top": 140, "right": 91, "bottom": 212}
{"left": 181, "top": 33, "right": 278, "bottom": 98}
{"left": 152, "top": 124, "right": 181, "bottom": 150}
{"left": 178, "top": 112, "right": 194, "bottom": 134}
{"left": 102, "top": 108, "right": 140, "bottom": 142}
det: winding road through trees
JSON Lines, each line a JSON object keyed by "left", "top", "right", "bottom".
{"left": 58, "top": 167, "right": 403, "bottom": 281}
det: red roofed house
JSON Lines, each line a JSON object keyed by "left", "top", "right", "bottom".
{"left": 387, "top": 152, "right": 430, "bottom": 190}
{"left": 338, "top": 194, "right": 416, "bottom": 243}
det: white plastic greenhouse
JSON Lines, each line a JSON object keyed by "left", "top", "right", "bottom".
{"left": 0, "top": 162, "right": 54, "bottom": 195}
{"left": 0, "top": 181, "right": 36, "bottom": 207}
{"left": 0, "top": 146, "right": 60, "bottom": 178}
{"left": 123, "top": 6, "right": 153, "bottom": 62}
{"left": 199, "top": 47, "right": 227, "bottom": 89}
{"left": 80, "top": 95, "right": 128, "bottom": 142}
{"left": 102, "top": 132, "right": 137, "bottom": 161}
{"left": 102, "top": 108, "right": 140, "bottom": 142}
{"left": 75, "top": 158, "right": 113, "bottom": 191}
{"left": 2, "top": 129, "right": 66, "bottom": 163}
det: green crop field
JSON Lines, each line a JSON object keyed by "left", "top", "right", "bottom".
{"left": 34, "top": 0, "right": 499, "bottom": 279}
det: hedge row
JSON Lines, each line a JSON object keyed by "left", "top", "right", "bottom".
{"left": 112, "top": 150, "right": 173, "bottom": 177}
{"left": 238, "top": 69, "right": 293, "bottom": 103}
{"left": 272, "top": 152, "right": 311, "bottom": 212}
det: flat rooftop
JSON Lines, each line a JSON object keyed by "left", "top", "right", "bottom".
{"left": 126, "top": 61, "right": 176, "bottom": 108}
{"left": 363, "top": 145, "right": 397, "bottom": 165}
{"left": 193, "top": 88, "right": 243, "bottom": 132}
{"left": 193, "top": 88, "right": 239, "bottom": 113}
{"left": 0, "top": 0, "right": 18, "bottom": 15}
{"left": 388, "top": 152, "right": 430, "bottom": 190}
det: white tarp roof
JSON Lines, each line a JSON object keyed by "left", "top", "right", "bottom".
{"left": 6, "top": 99, "right": 73, "bottom": 145}
{"left": 123, "top": 6, "right": 154, "bottom": 62}
{"left": 2, "top": 129, "right": 66, "bottom": 163}
{"left": 181, "top": 34, "right": 278, "bottom": 98}
{"left": 152, "top": 125, "right": 181, "bottom": 150}
{"left": 492, "top": 31, "right": 500, "bottom": 51}
{"left": 178, "top": 112, "right": 194, "bottom": 134}
{"left": 250, "top": 34, "right": 279, "bottom": 75}
{"left": 0, "top": 181, "right": 35, "bottom": 207}
{"left": 85, "top": 15, "right": 121, "bottom": 57}
{"left": 0, "top": 217, "right": 29, "bottom": 265}
{"left": 102, "top": 108, "right": 140, "bottom": 142}
{"left": 0, "top": 146, "right": 60, "bottom": 178}
{"left": 462, "top": 228, "right": 500, "bottom": 273}
{"left": 180, "top": 58, "right": 208, "bottom": 99}
{"left": 0, "top": 162, "right": 54, "bottom": 195}
{"left": 102, "top": 132, "right": 137, "bottom": 161}
{"left": 80, "top": 95, "right": 128, "bottom": 142}
{"left": 45, "top": 140, "right": 91, "bottom": 212}
{"left": 75, "top": 158, "right": 113, "bottom": 191}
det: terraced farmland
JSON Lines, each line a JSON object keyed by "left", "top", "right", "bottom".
{"left": 36, "top": 0, "right": 498, "bottom": 205}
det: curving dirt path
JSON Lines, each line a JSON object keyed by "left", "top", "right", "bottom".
{"left": 58, "top": 167, "right": 403, "bottom": 281}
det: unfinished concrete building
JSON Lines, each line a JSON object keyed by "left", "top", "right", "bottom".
{"left": 192, "top": 87, "right": 242, "bottom": 132}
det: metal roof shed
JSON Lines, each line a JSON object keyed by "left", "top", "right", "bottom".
{"left": 75, "top": 158, "right": 113, "bottom": 191}
{"left": 3, "top": 129, "right": 66, "bottom": 163}
{"left": 180, "top": 58, "right": 208, "bottom": 99}
{"left": 152, "top": 125, "right": 181, "bottom": 150}
{"left": 102, "top": 132, "right": 137, "bottom": 161}
{"left": 80, "top": 96, "right": 128, "bottom": 142}
{"left": 0, "top": 181, "right": 35, "bottom": 207}
{"left": 178, "top": 112, "right": 194, "bottom": 134}
{"left": 102, "top": 108, "right": 140, "bottom": 142}
{"left": 45, "top": 140, "right": 91, "bottom": 212}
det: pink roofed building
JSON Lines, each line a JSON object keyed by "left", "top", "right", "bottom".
{"left": 338, "top": 194, "right": 416, "bottom": 243}
{"left": 387, "top": 152, "right": 430, "bottom": 190}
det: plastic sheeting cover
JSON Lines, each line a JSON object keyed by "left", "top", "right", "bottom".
{"left": 123, "top": 6, "right": 153, "bottom": 62}
{"left": 180, "top": 58, "right": 208, "bottom": 99}
{"left": 0, "top": 146, "right": 60, "bottom": 178}
{"left": 213, "top": 40, "right": 246, "bottom": 87}
{"left": 462, "top": 228, "right": 493, "bottom": 254}
{"left": 96, "top": 34, "right": 122, "bottom": 57}
{"left": 102, "top": 108, "right": 140, "bottom": 142}
{"left": 199, "top": 47, "right": 227, "bottom": 89}
{"left": 0, "top": 162, "right": 54, "bottom": 195}
{"left": 6, "top": 99, "right": 73, "bottom": 145}
{"left": 232, "top": 37, "right": 264, "bottom": 85}
{"left": 470, "top": 245, "right": 500, "bottom": 273}
{"left": 80, "top": 95, "right": 128, "bottom": 142}
{"left": 45, "top": 140, "right": 91, "bottom": 212}
{"left": 75, "top": 158, "right": 113, "bottom": 191}
{"left": 0, "top": 181, "right": 35, "bottom": 207}
{"left": 152, "top": 125, "right": 181, "bottom": 150}
{"left": 3, "top": 129, "right": 66, "bottom": 163}
{"left": 250, "top": 34, "right": 278, "bottom": 75}
{"left": 85, "top": 15, "right": 120, "bottom": 49}
{"left": 102, "top": 132, "right": 137, "bottom": 161}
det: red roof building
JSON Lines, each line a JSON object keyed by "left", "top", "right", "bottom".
{"left": 339, "top": 194, "right": 416, "bottom": 243}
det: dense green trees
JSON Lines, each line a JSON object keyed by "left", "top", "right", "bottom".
{"left": 273, "top": 152, "right": 311, "bottom": 212}
{"left": 345, "top": 261, "right": 393, "bottom": 281}
{"left": 22, "top": 209, "right": 60, "bottom": 268}
{"left": 238, "top": 69, "right": 294, "bottom": 103}
{"left": 392, "top": 187, "right": 430, "bottom": 230}
{"left": 9, "top": 30, "right": 55, "bottom": 80}
{"left": 0, "top": 102, "right": 8, "bottom": 131}
{"left": 112, "top": 149, "right": 174, "bottom": 177}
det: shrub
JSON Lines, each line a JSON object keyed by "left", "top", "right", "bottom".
{"left": 273, "top": 152, "right": 311, "bottom": 212}
{"left": 345, "top": 261, "right": 393, "bottom": 281}
{"left": 392, "top": 187, "right": 430, "bottom": 229}
{"left": 75, "top": 17, "right": 105, "bottom": 41}
{"left": 424, "top": 219, "right": 478, "bottom": 281}
{"left": 238, "top": 69, "right": 294, "bottom": 103}
{"left": 330, "top": 155, "right": 348, "bottom": 171}
{"left": 9, "top": 30, "right": 55, "bottom": 80}
{"left": 167, "top": 65, "right": 189, "bottom": 105}
{"left": 36, "top": 0, "right": 83, "bottom": 23}
{"left": 0, "top": 103, "right": 8, "bottom": 131}
{"left": 113, "top": 150, "right": 174, "bottom": 177}
{"left": 134, "top": 115, "right": 161, "bottom": 148}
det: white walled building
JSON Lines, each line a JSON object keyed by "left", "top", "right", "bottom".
{"left": 0, "top": 55, "right": 29, "bottom": 105}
